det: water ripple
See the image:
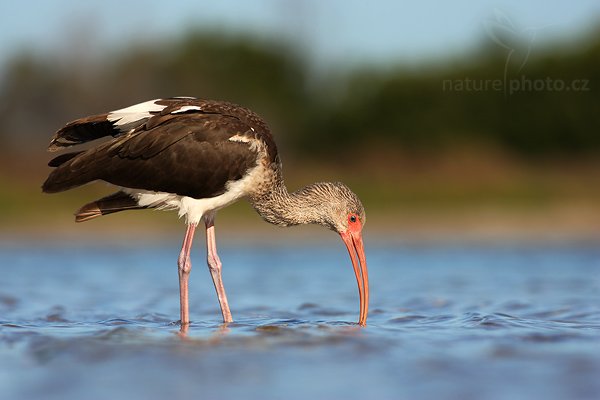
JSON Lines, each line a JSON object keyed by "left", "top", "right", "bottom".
{"left": 1, "top": 243, "right": 600, "bottom": 400}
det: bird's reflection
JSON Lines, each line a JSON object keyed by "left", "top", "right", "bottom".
{"left": 177, "top": 321, "right": 231, "bottom": 341}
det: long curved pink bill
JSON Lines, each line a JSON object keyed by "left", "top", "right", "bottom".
{"left": 341, "top": 232, "right": 369, "bottom": 326}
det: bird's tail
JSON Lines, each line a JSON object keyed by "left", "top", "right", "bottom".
{"left": 75, "top": 191, "right": 146, "bottom": 222}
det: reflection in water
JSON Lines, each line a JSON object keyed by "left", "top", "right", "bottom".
{"left": 0, "top": 243, "right": 599, "bottom": 400}
{"left": 178, "top": 321, "right": 230, "bottom": 341}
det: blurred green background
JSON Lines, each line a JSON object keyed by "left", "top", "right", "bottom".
{"left": 1, "top": 1, "right": 599, "bottom": 241}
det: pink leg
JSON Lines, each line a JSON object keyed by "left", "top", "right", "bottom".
{"left": 178, "top": 223, "right": 197, "bottom": 326}
{"left": 204, "top": 214, "right": 233, "bottom": 323}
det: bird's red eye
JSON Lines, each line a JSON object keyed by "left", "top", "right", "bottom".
{"left": 349, "top": 214, "right": 358, "bottom": 223}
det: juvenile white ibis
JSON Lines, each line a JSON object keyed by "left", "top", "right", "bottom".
{"left": 42, "top": 97, "right": 369, "bottom": 326}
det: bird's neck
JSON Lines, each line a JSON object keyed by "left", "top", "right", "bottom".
{"left": 250, "top": 179, "right": 327, "bottom": 228}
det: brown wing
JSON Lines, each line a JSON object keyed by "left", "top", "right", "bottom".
{"left": 47, "top": 97, "right": 278, "bottom": 162}
{"left": 43, "top": 112, "right": 262, "bottom": 199}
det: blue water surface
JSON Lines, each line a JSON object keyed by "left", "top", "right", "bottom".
{"left": 0, "top": 240, "right": 599, "bottom": 400}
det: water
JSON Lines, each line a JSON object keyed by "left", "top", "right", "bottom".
{"left": 1, "top": 241, "right": 599, "bottom": 400}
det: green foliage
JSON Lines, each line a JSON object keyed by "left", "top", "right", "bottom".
{"left": 0, "top": 29, "right": 598, "bottom": 158}
{"left": 303, "top": 38, "right": 600, "bottom": 157}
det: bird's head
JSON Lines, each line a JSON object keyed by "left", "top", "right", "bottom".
{"left": 256, "top": 181, "right": 370, "bottom": 325}
{"left": 306, "top": 182, "right": 369, "bottom": 326}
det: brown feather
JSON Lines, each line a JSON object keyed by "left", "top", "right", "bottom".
{"left": 43, "top": 114, "right": 260, "bottom": 198}
{"left": 48, "top": 114, "right": 115, "bottom": 152}
{"left": 48, "top": 151, "right": 84, "bottom": 167}
{"left": 75, "top": 191, "right": 144, "bottom": 222}
{"left": 43, "top": 98, "right": 278, "bottom": 200}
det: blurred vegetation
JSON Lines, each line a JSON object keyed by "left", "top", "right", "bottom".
{"left": 0, "top": 28, "right": 599, "bottom": 238}
{"left": 1, "top": 28, "right": 599, "bottom": 157}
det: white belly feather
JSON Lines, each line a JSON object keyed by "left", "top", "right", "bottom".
{"left": 107, "top": 103, "right": 269, "bottom": 225}
{"left": 123, "top": 162, "right": 265, "bottom": 225}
